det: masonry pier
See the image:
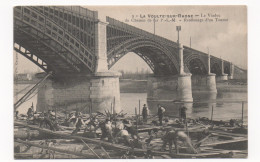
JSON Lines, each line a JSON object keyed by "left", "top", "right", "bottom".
{"left": 36, "top": 73, "right": 121, "bottom": 113}
{"left": 219, "top": 59, "right": 228, "bottom": 81}
{"left": 228, "top": 63, "right": 234, "bottom": 80}
{"left": 147, "top": 43, "right": 193, "bottom": 102}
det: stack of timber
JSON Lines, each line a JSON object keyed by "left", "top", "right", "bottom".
{"left": 14, "top": 117, "right": 247, "bottom": 159}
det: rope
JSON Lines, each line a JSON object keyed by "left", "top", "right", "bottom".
{"left": 14, "top": 84, "right": 34, "bottom": 97}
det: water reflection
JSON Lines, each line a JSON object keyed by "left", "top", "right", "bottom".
{"left": 147, "top": 89, "right": 247, "bottom": 123}
{"left": 15, "top": 84, "right": 248, "bottom": 124}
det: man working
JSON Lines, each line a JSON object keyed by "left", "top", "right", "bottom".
{"left": 142, "top": 104, "right": 149, "bottom": 122}
{"left": 99, "top": 119, "right": 114, "bottom": 142}
{"left": 27, "top": 107, "right": 34, "bottom": 119}
{"left": 115, "top": 128, "right": 131, "bottom": 146}
{"left": 161, "top": 129, "right": 198, "bottom": 154}
{"left": 157, "top": 104, "right": 165, "bottom": 125}
{"left": 71, "top": 115, "right": 85, "bottom": 135}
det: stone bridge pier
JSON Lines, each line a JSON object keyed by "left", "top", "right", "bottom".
{"left": 218, "top": 59, "right": 228, "bottom": 81}
{"left": 147, "top": 43, "right": 193, "bottom": 106}
{"left": 36, "top": 73, "right": 121, "bottom": 113}
{"left": 191, "top": 53, "right": 217, "bottom": 93}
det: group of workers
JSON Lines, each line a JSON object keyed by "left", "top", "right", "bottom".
{"left": 141, "top": 104, "right": 165, "bottom": 125}
{"left": 20, "top": 102, "right": 199, "bottom": 154}
{"left": 141, "top": 104, "right": 187, "bottom": 125}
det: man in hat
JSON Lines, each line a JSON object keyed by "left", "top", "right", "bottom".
{"left": 179, "top": 105, "right": 187, "bottom": 123}
{"left": 142, "top": 104, "right": 149, "bottom": 122}
{"left": 157, "top": 104, "right": 165, "bottom": 126}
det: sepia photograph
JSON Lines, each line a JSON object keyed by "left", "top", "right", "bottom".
{"left": 12, "top": 5, "right": 248, "bottom": 159}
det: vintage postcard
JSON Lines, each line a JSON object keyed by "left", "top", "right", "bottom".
{"left": 13, "top": 5, "right": 247, "bottom": 159}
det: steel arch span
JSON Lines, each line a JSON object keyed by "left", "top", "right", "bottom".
{"left": 107, "top": 37, "right": 179, "bottom": 75}
{"left": 184, "top": 53, "right": 208, "bottom": 75}
{"left": 13, "top": 6, "right": 245, "bottom": 78}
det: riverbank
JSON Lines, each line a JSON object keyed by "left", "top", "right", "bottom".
{"left": 15, "top": 79, "right": 247, "bottom": 94}
{"left": 119, "top": 79, "right": 247, "bottom": 93}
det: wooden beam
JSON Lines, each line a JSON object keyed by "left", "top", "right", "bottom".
{"left": 100, "top": 146, "right": 111, "bottom": 159}
{"left": 14, "top": 139, "right": 96, "bottom": 158}
{"left": 200, "top": 138, "right": 247, "bottom": 147}
{"left": 80, "top": 139, "right": 101, "bottom": 159}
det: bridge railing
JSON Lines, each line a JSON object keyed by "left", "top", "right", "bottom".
{"left": 106, "top": 16, "right": 238, "bottom": 68}
{"left": 56, "top": 6, "right": 98, "bottom": 20}
{"left": 106, "top": 16, "right": 178, "bottom": 47}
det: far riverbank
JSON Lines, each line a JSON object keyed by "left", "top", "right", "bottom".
{"left": 120, "top": 79, "right": 247, "bottom": 93}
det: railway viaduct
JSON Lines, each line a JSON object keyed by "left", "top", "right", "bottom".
{"left": 14, "top": 6, "right": 246, "bottom": 113}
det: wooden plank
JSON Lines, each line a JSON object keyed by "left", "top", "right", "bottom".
{"left": 80, "top": 139, "right": 101, "bottom": 159}
{"left": 100, "top": 146, "right": 111, "bottom": 159}
{"left": 15, "top": 139, "right": 96, "bottom": 158}
{"left": 209, "top": 130, "right": 247, "bottom": 138}
{"left": 202, "top": 148, "right": 247, "bottom": 154}
{"left": 14, "top": 153, "right": 34, "bottom": 159}
{"left": 138, "top": 125, "right": 206, "bottom": 133}
{"left": 200, "top": 138, "right": 247, "bottom": 147}
{"left": 211, "top": 133, "right": 236, "bottom": 139}
{"left": 194, "top": 134, "right": 212, "bottom": 148}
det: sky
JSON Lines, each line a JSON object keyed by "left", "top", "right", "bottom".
{"left": 87, "top": 6, "right": 247, "bottom": 71}
{"left": 14, "top": 5, "right": 247, "bottom": 73}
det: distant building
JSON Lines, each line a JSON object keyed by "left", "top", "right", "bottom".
{"left": 16, "top": 73, "right": 32, "bottom": 81}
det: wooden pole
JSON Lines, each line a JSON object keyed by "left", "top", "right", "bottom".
{"left": 139, "top": 100, "right": 141, "bottom": 116}
{"left": 190, "top": 36, "right": 191, "bottom": 48}
{"left": 186, "top": 120, "right": 189, "bottom": 137}
{"left": 211, "top": 105, "right": 214, "bottom": 122}
{"left": 113, "top": 96, "right": 116, "bottom": 113}
{"left": 90, "top": 100, "right": 92, "bottom": 116}
{"left": 153, "top": 18, "right": 155, "bottom": 35}
{"left": 139, "top": 100, "right": 141, "bottom": 121}
{"left": 81, "top": 139, "right": 101, "bottom": 159}
{"left": 135, "top": 107, "right": 138, "bottom": 133}
{"left": 242, "top": 101, "right": 244, "bottom": 126}
{"left": 55, "top": 107, "right": 57, "bottom": 120}
{"left": 111, "top": 103, "right": 113, "bottom": 115}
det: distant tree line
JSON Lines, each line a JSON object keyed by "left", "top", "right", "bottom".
{"left": 118, "top": 69, "right": 152, "bottom": 80}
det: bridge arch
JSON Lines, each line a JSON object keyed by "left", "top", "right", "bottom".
{"left": 14, "top": 43, "right": 48, "bottom": 72}
{"left": 107, "top": 37, "right": 179, "bottom": 75}
{"left": 224, "top": 65, "right": 230, "bottom": 75}
{"left": 211, "top": 63, "right": 222, "bottom": 75}
{"left": 184, "top": 54, "right": 208, "bottom": 75}
{"left": 210, "top": 58, "right": 222, "bottom": 75}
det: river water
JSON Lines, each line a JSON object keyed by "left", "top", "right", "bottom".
{"left": 14, "top": 84, "right": 248, "bottom": 124}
